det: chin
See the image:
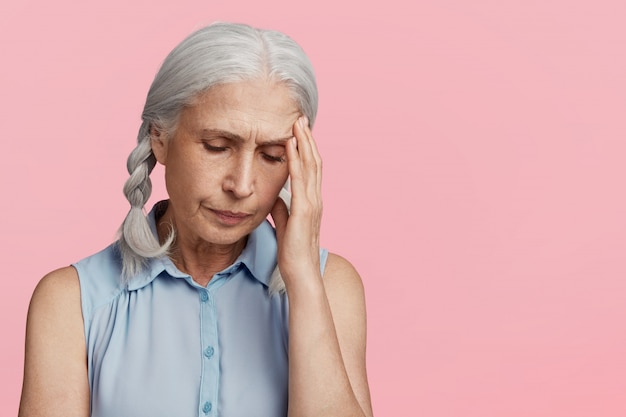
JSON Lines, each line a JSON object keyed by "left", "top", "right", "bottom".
{"left": 203, "top": 222, "right": 260, "bottom": 245}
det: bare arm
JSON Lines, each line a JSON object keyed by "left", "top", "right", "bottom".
{"left": 19, "top": 267, "right": 90, "bottom": 417}
{"left": 271, "top": 116, "right": 373, "bottom": 417}
{"left": 287, "top": 253, "right": 373, "bottom": 417}
{"left": 323, "top": 254, "right": 373, "bottom": 416}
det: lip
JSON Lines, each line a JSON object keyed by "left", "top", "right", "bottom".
{"left": 210, "top": 209, "right": 252, "bottom": 226}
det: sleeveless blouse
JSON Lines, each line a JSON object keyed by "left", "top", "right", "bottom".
{"left": 74, "top": 202, "right": 328, "bottom": 417}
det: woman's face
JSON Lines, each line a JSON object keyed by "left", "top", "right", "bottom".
{"left": 151, "top": 79, "right": 300, "bottom": 247}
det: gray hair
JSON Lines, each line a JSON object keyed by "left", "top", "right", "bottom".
{"left": 118, "top": 22, "right": 318, "bottom": 294}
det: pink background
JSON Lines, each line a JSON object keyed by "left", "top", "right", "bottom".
{"left": 1, "top": 1, "right": 625, "bottom": 416}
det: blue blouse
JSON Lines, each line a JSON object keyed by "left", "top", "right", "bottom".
{"left": 74, "top": 203, "right": 328, "bottom": 417}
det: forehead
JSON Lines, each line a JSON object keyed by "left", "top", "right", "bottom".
{"left": 181, "top": 80, "right": 301, "bottom": 137}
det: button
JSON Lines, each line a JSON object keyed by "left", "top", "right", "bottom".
{"left": 204, "top": 346, "right": 214, "bottom": 359}
{"left": 199, "top": 291, "right": 209, "bottom": 302}
{"left": 202, "top": 401, "right": 212, "bottom": 414}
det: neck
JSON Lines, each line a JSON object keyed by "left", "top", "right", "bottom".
{"left": 168, "top": 238, "right": 247, "bottom": 287}
{"left": 156, "top": 203, "right": 247, "bottom": 287}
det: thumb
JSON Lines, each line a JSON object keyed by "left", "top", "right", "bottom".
{"left": 270, "top": 196, "right": 289, "bottom": 244}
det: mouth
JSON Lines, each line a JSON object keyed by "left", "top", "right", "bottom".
{"left": 209, "top": 209, "right": 253, "bottom": 226}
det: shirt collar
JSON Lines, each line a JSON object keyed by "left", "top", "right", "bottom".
{"left": 127, "top": 201, "right": 277, "bottom": 290}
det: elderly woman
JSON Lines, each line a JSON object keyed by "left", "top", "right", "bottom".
{"left": 19, "top": 22, "right": 372, "bottom": 417}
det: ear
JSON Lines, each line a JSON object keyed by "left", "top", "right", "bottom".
{"left": 150, "top": 125, "right": 168, "bottom": 165}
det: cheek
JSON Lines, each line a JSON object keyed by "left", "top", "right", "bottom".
{"left": 258, "top": 169, "right": 289, "bottom": 204}
{"left": 165, "top": 153, "right": 220, "bottom": 194}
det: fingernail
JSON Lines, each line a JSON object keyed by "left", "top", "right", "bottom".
{"left": 302, "top": 116, "right": 309, "bottom": 127}
{"left": 298, "top": 116, "right": 305, "bottom": 129}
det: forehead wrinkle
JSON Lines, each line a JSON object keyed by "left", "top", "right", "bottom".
{"left": 200, "top": 128, "right": 292, "bottom": 147}
{"left": 204, "top": 106, "right": 299, "bottom": 139}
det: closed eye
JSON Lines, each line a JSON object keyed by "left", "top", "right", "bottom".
{"left": 203, "top": 143, "right": 227, "bottom": 152}
{"left": 263, "top": 153, "right": 285, "bottom": 163}
{"left": 260, "top": 143, "right": 286, "bottom": 163}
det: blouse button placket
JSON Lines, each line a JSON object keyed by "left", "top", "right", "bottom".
{"left": 198, "top": 289, "right": 218, "bottom": 415}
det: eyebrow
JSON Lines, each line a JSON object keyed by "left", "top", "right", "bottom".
{"left": 200, "top": 129, "right": 291, "bottom": 146}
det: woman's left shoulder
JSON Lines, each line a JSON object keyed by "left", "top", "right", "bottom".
{"left": 323, "top": 252, "right": 366, "bottom": 303}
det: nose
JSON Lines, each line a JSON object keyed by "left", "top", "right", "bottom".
{"left": 223, "top": 155, "right": 254, "bottom": 199}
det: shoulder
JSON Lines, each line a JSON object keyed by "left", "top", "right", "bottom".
{"left": 26, "top": 266, "right": 83, "bottom": 341}
{"left": 322, "top": 253, "right": 367, "bottom": 336}
{"left": 30, "top": 266, "right": 81, "bottom": 317}
{"left": 323, "top": 253, "right": 365, "bottom": 300}
{"left": 27, "top": 266, "right": 83, "bottom": 340}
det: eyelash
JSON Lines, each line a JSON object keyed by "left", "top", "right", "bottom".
{"left": 203, "top": 143, "right": 226, "bottom": 152}
{"left": 263, "top": 154, "right": 286, "bottom": 163}
{"left": 204, "top": 143, "right": 285, "bottom": 163}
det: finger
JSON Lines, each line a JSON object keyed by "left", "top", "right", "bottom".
{"left": 285, "top": 135, "right": 304, "bottom": 197}
{"left": 293, "top": 116, "right": 321, "bottom": 195}
{"left": 294, "top": 116, "right": 316, "bottom": 171}
{"left": 303, "top": 120, "right": 323, "bottom": 192}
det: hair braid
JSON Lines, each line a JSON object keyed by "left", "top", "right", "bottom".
{"left": 118, "top": 123, "right": 173, "bottom": 280}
